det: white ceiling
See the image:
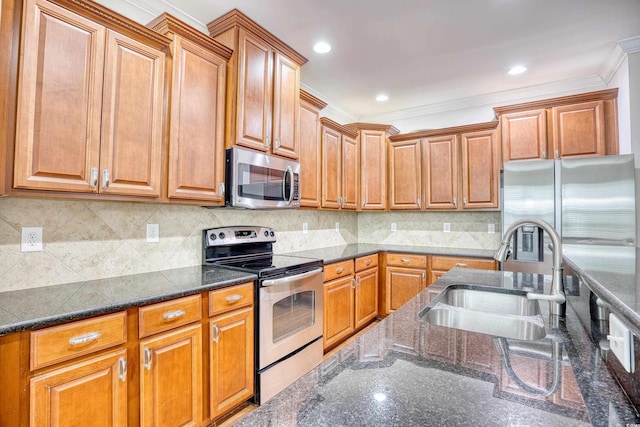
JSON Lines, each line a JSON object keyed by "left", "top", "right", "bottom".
{"left": 102, "top": 0, "right": 640, "bottom": 124}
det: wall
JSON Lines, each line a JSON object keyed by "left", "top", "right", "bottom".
{"left": 0, "top": 197, "right": 499, "bottom": 292}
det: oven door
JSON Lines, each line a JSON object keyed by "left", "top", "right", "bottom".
{"left": 226, "top": 147, "right": 300, "bottom": 209}
{"left": 259, "top": 268, "right": 323, "bottom": 369}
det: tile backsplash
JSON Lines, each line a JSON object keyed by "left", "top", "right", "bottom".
{"left": 0, "top": 197, "right": 500, "bottom": 292}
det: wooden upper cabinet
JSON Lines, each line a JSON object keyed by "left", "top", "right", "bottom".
{"left": 347, "top": 123, "right": 399, "bottom": 211}
{"left": 208, "top": 10, "right": 307, "bottom": 160}
{"left": 423, "top": 135, "right": 458, "bottom": 209}
{"left": 388, "top": 139, "right": 422, "bottom": 210}
{"left": 500, "top": 109, "right": 548, "bottom": 162}
{"left": 495, "top": 88, "right": 618, "bottom": 165}
{"left": 460, "top": 128, "right": 499, "bottom": 209}
{"left": 389, "top": 122, "right": 499, "bottom": 211}
{"left": 298, "top": 90, "right": 327, "bottom": 208}
{"left": 13, "top": 0, "right": 169, "bottom": 198}
{"left": 150, "top": 14, "right": 232, "bottom": 204}
{"left": 320, "top": 118, "right": 359, "bottom": 210}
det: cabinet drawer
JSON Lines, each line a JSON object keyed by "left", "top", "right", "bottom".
{"left": 324, "top": 259, "right": 355, "bottom": 282}
{"left": 209, "top": 282, "right": 254, "bottom": 316}
{"left": 385, "top": 253, "right": 427, "bottom": 268}
{"left": 30, "top": 311, "right": 127, "bottom": 370}
{"left": 431, "top": 256, "right": 497, "bottom": 271}
{"left": 139, "top": 294, "right": 202, "bottom": 338}
{"left": 355, "top": 254, "right": 378, "bottom": 272}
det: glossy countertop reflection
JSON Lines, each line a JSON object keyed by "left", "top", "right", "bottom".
{"left": 236, "top": 269, "right": 639, "bottom": 426}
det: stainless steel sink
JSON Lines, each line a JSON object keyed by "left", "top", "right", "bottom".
{"left": 419, "top": 285, "right": 547, "bottom": 341}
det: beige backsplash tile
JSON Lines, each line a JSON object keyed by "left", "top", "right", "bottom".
{"left": 0, "top": 197, "right": 500, "bottom": 292}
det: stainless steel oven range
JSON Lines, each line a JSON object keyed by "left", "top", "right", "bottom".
{"left": 202, "top": 226, "right": 323, "bottom": 404}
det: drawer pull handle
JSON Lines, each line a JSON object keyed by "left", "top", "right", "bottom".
{"left": 144, "top": 348, "right": 152, "bottom": 370}
{"left": 400, "top": 258, "right": 410, "bottom": 263}
{"left": 365, "top": 260, "right": 372, "bottom": 266}
{"left": 118, "top": 357, "right": 127, "bottom": 382}
{"left": 212, "top": 325, "right": 220, "bottom": 343}
{"left": 69, "top": 332, "right": 101, "bottom": 346}
{"left": 163, "top": 309, "right": 186, "bottom": 320}
{"left": 336, "top": 267, "right": 344, "bottom": 274}
{"left": 455, "top": 263, "right": 468, "bottom": 267}
{"left": 226, "top": 294, "right": 243, "bottom": 303}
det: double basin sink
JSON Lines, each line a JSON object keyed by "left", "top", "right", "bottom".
{"left": 419, "top": 284, "right": 547, "bottom": 341}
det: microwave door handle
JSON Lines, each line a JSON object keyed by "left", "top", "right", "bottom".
{"left": 283, "top": 165, "right": 294, "bottom": 206}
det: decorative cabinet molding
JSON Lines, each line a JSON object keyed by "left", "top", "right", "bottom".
{"left": 299, "top": 89, "right": 327, "bottom": 208}
{"left": 320, "top": 117, "right": 359, "bottom": 210}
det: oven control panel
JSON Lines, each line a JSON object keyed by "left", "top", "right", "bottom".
{"left": 204, "top": 226, "right": 276, "bottom": 247}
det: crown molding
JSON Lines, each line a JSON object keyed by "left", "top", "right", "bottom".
{"left": 300, "top": 83, "right": 357, "bottom": 124}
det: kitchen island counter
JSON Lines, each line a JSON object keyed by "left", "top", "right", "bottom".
{"left": 236, "top": 268, "right": 639, "bottom": 426}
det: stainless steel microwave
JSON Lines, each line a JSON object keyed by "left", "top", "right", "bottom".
{"left": 225, "top": 147, "right": 301, "bottom": 209}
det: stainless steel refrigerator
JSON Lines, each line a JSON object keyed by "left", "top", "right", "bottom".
{"left": 501, "top": 154, "right": 636, "bottom": 274}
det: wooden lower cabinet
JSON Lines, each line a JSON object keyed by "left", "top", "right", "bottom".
{"left": 429, "top": 255, "right": 497, "bottom": 284}
{"left": 324, "top": 274, "right": 355, "bottom": 350}
{"left": 354, "top": 266, "right": 379, "bottom": 329}
{"left": 209, "top": 306, "right": 254, "bottom": 419}
{"left": 139, "top": 323, "right": 203, "bottom": 427}
{"left": 381, "top": 253, "right": 427, "bottom": 316}
{"left": 30, "top": 349, "right": 128, "bottom": 427}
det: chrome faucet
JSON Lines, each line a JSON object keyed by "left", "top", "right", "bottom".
{"left": 494, "top": 218, "right": 566, "bottom": 317}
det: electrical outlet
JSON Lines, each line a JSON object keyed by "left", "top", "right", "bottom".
{"left": 488, "top": 223, "right": 496, "bottom": 234}
{"left": 21, "top": 227, "right": 43, "bottom": 252}
{"left": 147, "top": 224, "right": 159, "bottom": 243}
{"left": 302, "top": 223, "right": 308, "bottom": 234}
{"left": 335, "top": 222, "right": 340, "bottom": 232}
{"left": 391, "top": 222, "right": 397, "bottom": 232}
{"left": 443, "top": 222, "right": 450, "bottom": 233}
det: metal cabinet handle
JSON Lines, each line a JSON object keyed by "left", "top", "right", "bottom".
{"left": 365, "top": 260, "right": 372, "bottom": 266}
{"left": 226, "top": 294, "right": 243, "bottom": 303}
{"left": 212, "top": 325, "right": 220, "bottom": 343}
{"left": 275, "top": 138, "right": 281, "bottom": 149}
{"left": 118, "top": 357, "right": 127, "bottom": 382}
{"left": 400, "top": 258, "right": 410, "bottom": 263}
{"left": 422, "top": 272, "right": 426, "bottom": 283}
{"left": 265, "top": 136, "right": 271, "bottom": 149}
{"left": 463, "top": 197, "right": 467, "bottom": 206}
{"left": 455, "top": 263, "right": 468, "bottom": 267}
{"left": 336, "top": 267, "right": 344, "bottom": 274}
{"left": 69, "top": 332, "right": 101, "bottom": 346}
{"left": 542, "top": 150, "right": 547, "bottom": 159}
{"left": 453, "top": 197, "right": 457, "bottom": 207}
{"left": 356, "top": 277, "right": 361, "bottom": 287}
{"left": 555, "top": 149, "right": 559, "bottom": 159}
{"left": 219, "top": 182, "right": 225, "bottom": 196}
{"left": 101, "top": 169, "right": 110, "bottom": 189}
{"left": 362, "top": 198, "right": 366, "bottom": 208}
{"left": 163, "top": 309, "right": 185, "bottom": 320}
{"left": 90, "top": 167, "right": 98, "bottom": 188}
{"left": 351, "top": 278, "right": 356, "bottom": 289}
{"left": 417, "top": 197, "right": 421, "bottom": 209}
{"left": 143, "top": 348, "right": 152, "bottom": 370}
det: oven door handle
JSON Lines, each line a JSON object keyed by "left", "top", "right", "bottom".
{"left": 261, "top": 267, "right": 323, "bottom": 287}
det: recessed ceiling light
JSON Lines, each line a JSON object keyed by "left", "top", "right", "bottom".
{"left": 376, "top": 94, "right": 389, "bottom": 102}
{"left": 508, "top": 65, "right": 527, "bottom": 75}
{"left": 313, "top": 41, "right": 331, "bottom": 54}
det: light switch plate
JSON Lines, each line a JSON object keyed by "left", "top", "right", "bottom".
{"left": 608, "top": 313, "right": 635, "bottom": 373}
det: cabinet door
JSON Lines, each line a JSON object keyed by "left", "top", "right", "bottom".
{"left": 500, "top": 109, "right": 548, "bottom": 163}
{"left": 30, "top": 349, "right": 127, "bottom": 427}
{"left": 14, "top": 0, "right": 105, "bottom": 192}
{"left": 389, "top": 139, "right": 422, "bottom": 210}
{"left": 299, "top": 100, "right": 322, "bottom": 207}
{"left": 360, "top": 130, "right": 387, "bottom": 210}
{"left": 386, "top": 266, "right": 425, "bottom": 312}
{"left": 210, "top": 307, "right": 254, "bottom": 419}
{"left": 167, "top": 36, "right": 226, "bottom": 202}
{"left": 341, "top": 134, "right": 359, "bottom": 210}
{"left": 551, "top": 100, "right": 605, "bottom": 158}
{"left": 354, "top": 267, "right": 378, "bottom": 330}
{"left": 140, "top": 324, "right": 202, "bottom": 427}
{"left": 100, "top": 30, "right": 164, "bottom": 197}
{"left": 235, "top": 29, "right": 273, "bottom": 152}
{"left": 423, "top": 135, "right": 458, "bottom": 209}
{"left": 323, "top": 275, "right": 355, "bottom": 349}
{"left": 321, "top": 126, "right": 342, "bottom": 209}
{"left": 272, "top": 52, "right": 300, "bottom": 159}
{"left": 460, "top": 129, "right": 499, "bottom": 209}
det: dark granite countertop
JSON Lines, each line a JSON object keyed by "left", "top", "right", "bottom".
{"left": 0, "top": 266, "right": 256, "bottom": 336}
{"left": 236, "top": 268, "right": 640, "bottom": 426}
{"left": 282, "top": 243, "right": 496, "bottom": 265}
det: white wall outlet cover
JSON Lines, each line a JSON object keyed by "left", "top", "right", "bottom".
{"left": 146, "top": 224, "right": 160, "bottom": 243}
{"left": 391, "top": 222, "right": 397, "bottom": 232}
{"left": 608, "top": 313, "right": 635, "bottom": 373}
{"left": 443, "top": 223, "right": 451, "bottom": 233}
{"left": 302, "top": 223, "right": 308, "bottom": 234}
{"left": 335, "top": 222, "right": 340, "bottom": 232}
{"left": 488, "top": 223, "right": 496, "bottom": 234}
{"left": 21, "top": 226, "right": 43, "bottom": 252}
